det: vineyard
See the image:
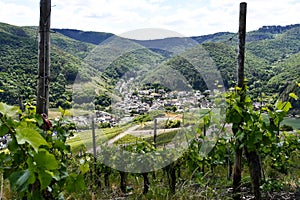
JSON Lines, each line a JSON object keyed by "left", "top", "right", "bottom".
{"left": 0, "top": 84, "right": 299, "bottom": 199}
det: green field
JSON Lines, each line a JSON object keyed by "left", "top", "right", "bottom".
{"left": 67, "top": 125, "right": 129, "bottom": 153}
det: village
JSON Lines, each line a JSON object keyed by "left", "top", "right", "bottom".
{"left": 72, "top": 86, "right": 214, "bottom": 129}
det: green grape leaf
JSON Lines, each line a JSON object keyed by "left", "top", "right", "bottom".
{"left": 289, "top": 92, "right": 298, "bottom": 100}
{"left": 16, "top": 125, "right": 48, "bottom": 152}
{"left": 34, "top": 115, "right": 44, "bottom": 127}
{"left": 52, "top": 170, "right": 62, "bottom": 181}
{"left": 25, "top": 118, "right": 37, "bottom": 123}
{"left": 0, "top": 102, "right": 21, "bottom": 118}
{"left": 80, "top": 163, "right": 90, "bottom": 175}
{"left": 245, "top": 96, "right": 252, "bottom": 103}
{"left": 0, "top": 124, "right": 9, "bottom": 136}
{"left": 34, "top": 149, "right": 59, "bottom": 170}
{"left": 276, "top": 101, "right": 292, "bottom": 113}
{"left": 58, "top": 106, "right": 71, "bottom": 116}
{"left": 233, "top": 105, "right": 242, "bottom": 114}
{"left": 66, "top": 173, "right": 85, "bottom": 193}
{"left": 283, "top": 102, "right": 292, "bottom": 112}
{"left": 9, "top": 169, "right": 35, "bottom": 192}
{"left": 38, "top": 170, "right": 54, "bottom": 190}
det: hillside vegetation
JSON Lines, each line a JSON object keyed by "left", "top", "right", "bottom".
{"left": 1, "top": 22, "right": 300, "bottom": 110}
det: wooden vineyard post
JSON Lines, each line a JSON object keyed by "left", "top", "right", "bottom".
{"left": 37, "top": 0, "right": 51, "bottom": 115}
{"left": 92, "top": 117, "right": 97, "bottom": 160}
{"left": 92, "top": 117, "right": 101, "bottom": 189}
{"left": 153, "top": 118, "right": 157, "bottom": 148}
{"left": 232, "top": 2, "right": 246, "bottom": 200}
{"left": 237, "top": 2, "right": 247, "bottom": 89}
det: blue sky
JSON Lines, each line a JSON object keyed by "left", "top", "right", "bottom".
{"left": 0, "top": 0, "right": 299, "bottom": 37}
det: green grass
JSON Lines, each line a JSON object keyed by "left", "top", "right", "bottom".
{"left": 113, "top": 134, "right": 143, "bottom": 145}
{"left": 113, "top": 128, "right": 196, "bottom": 148}
{"left": 144, "top": 130, "right": 179, "bottom": 146}
{"left": 136, "top": 120, "right": 166, "bottom": 130}
{"left": 67, "top": 126, "right": 128, "bottom": 153}
{"left": 112, "top": 130, "right": 179, "bottom": 146}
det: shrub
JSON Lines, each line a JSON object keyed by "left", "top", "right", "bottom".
{"left": 165, "top": 119, "right": 181, "bottom": 128}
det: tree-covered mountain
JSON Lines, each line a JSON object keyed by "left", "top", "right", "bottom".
{"left": 246, "top": 25, "right": 300, "bottom": 63}
{"left": 0, "top": 22, "right": 300, "bottom": 110}
{"left": 0, "top": 22, "right": 88, "bottom": 107}
{"left": 53, "top": 29, "right": 114, "bottom": 45}
{"left": 267, "top": 53, "right": 300, "bottom": 92}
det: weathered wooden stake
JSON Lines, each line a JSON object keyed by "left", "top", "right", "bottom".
{"left": 37, "top": 0, "right": 51, "bottom": 115}
{"left": 233, "top": 2, "right": 247, "bottom": 200}
{"left": 92, "top": 117, "right": 101, "bottom": 189}
{"left": 153, "top": 118, "right": 157, "bottom": 148}
{"left": 237, "top": 2, "right": 247, "bottom": 88}
{"left": 92, "top": 117, "right": 97, "bottom": 159}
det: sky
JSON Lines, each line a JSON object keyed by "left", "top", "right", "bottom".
{"left": 0, "top": 0, "right": 299, "bottom": 38}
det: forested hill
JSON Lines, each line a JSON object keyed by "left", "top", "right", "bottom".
{"left": 53, "top": 29, "right": 114, "bottom": 45}
{"left": 0, "top": 22, "right": 300, "bottom": 109}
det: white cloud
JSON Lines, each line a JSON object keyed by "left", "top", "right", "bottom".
{"left": 246, "top": 0, "right": 300, "bottom": 29}
{"left": 51, "top": 0, "right": 160, "bottom": 33}
{"left": 0, "top": 1, "right": 38, "bottom": 26}
{"left": 0, "top": 0, "right": 299, "bottom": 36}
